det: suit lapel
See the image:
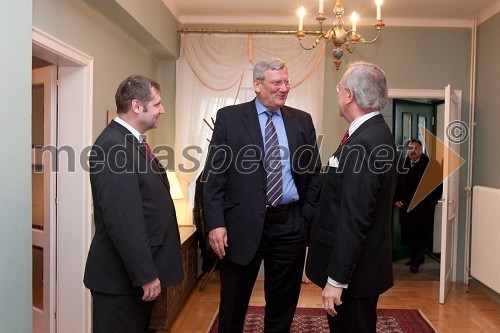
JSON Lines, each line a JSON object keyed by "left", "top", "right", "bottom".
{"left": 109, "top": 120, "right": 171, "bottom": 190}
{"left": 281, "top": 106, "right": 298, "bottom": 159}
{"left": 242, "top": 101, "right": 265, "bottom": 159}
{"left": 241, "top": 101, "right": 298, "bottom": 163}
{"left": 333, "top": 114, "right": 385, "bottom": 157}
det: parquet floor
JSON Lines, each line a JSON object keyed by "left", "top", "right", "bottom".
{"left": 169, "top": 272, "right": 500, "bottom": 333}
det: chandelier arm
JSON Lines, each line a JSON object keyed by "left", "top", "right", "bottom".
{"left": 346, "top": 41, "right": 356, "bottom": 53}
{"left": 298, "top": 36, "right": 324, "bottom": 50}
{"left": 321, "top": 31, "right": 331, "bottom": 40}
{"left": 343, "top": 37, "right": 356, "bottom": 54}
{"left": 314, "top": 21, "right": 330, "bottom": 40}
{"left": 361, "top": 28, "right": 382, "bottom": 44}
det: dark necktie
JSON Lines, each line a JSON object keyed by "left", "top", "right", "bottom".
{"left": 140, "top": 140, "right": 170, "bottom": 189}
{"left": 264, "top": 110, "right": 283, "bottom": 207}
{"left": 141, "top": 141, "right": 156, "bottom": 161}
{"left": 340, "top": 130, "right": 349, "bottom": 146}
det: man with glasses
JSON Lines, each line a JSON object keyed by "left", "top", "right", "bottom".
{"left": 204, "top": 57, "right": 322, "bottom": 332}
{"left": 306, "top": 62, "right": 397, "bottom": 333}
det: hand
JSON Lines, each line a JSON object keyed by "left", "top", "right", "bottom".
{"left": 322, "top": 283, "right": 343, "bottom": 317}
{"left": 394, "top": 201, "right": 404, "bottom": 209}
{"left": 142, "top": 278, "right": 161, "bottom": 301}
{"left": 208, "top": 227, "right": 228, "bottom": 259}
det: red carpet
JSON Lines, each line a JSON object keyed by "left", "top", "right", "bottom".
{"left": 208, "top": 306, "right": 436, "bottom": 333}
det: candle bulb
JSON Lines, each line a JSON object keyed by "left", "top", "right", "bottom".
{"left": 298, "top": 6, "right": 305, "bottom": 31}
{"left": 319, "top": 0, "right": 324, "bottom": 13}
{"left": 351, "top": 11, "right": 358, "bottom": 32}
{"left": 376, "top": 0, "right": 383, "bottom": 20}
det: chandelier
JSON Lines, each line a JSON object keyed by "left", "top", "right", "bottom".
{"left": 296, "top": 0, "right": 385, "bottom": 70}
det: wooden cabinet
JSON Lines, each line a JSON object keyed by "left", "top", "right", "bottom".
{"left": 150, "top": 225, "right": 198, "bottom": 332}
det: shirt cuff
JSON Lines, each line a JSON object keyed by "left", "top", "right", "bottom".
{"left": 327, "top": 277, "right": 348, "bottom": 289}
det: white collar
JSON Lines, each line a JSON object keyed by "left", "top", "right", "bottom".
{"left": 113, "top": 116, "right": 142, "bottom": 142}
{"left": 348, "top": 111, "right": 380, "bottom": 137}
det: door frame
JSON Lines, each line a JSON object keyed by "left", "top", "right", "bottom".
{"left": 389, "top": 88, "right": 459, "bottom": 285}
{"left": 32, "top": 27, "right": 93, "bottom": 332}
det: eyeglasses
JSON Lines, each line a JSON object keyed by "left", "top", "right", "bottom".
{"left": 262, "top": 79, "right": 291, "bottom": 88}
{"left": 336, "top": 83, "right": 343, "bottom": 93}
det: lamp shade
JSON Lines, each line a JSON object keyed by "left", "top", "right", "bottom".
{"left": 166, "top": 171, "right": 184, "bottom": 199}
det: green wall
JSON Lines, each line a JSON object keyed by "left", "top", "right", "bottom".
{"left": 33, "top": 0, "right": 178, "bottom": 143}
{"left": 321, "top": 25, "right": 471, "bottom": 153}
{"left": 321, "top": 25, "right": 472, "bottom": 281}
{"left": 177, "top": 18, "right": 500, "bottom": 286}
{"left": 474, "top": 13, "right": 500, "bottom": 188}
{"left": 0, "top": 0, "right": 33, "bottom": 331}
{"left": 2, "top": 1, "right": 498, "bottom": 327}
{"left": 0, "top": 0, "right": 179, "bottom": 328}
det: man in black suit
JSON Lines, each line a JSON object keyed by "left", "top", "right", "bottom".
{"left": 306, "top": 62, "right": 397, "bottom": 333}
{"left": 394, "top": 139, "right": 442, "bottom": 273}
{"left": 203, "top": 58, "right": 322, "bottom": 332}
{"left": 84, "top": 75, "right": 183, "bottom": 333}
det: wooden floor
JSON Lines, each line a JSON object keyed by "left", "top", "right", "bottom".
{"left": 170, "top": 272, "right": 500, "bottom": 333}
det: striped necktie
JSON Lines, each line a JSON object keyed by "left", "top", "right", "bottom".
{"left": 264, "top": 110, "right": 283, "bottom": 207}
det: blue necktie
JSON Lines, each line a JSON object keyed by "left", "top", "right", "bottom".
{"left": 264, "top": 110, "right": 283, "bottom": 207}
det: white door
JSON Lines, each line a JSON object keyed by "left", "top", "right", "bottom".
{"left": 439, "top": 85, "right": 462, "bottom": 304}
{"left": 32, "top": 65, "right": 57, "bottom": 332}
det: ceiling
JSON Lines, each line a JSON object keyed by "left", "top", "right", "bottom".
{"left": 162, "top": 0, "right": 499, "bottom": 28}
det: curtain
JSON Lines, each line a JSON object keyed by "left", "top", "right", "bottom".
{"left": 174, "top": 33, "right": 325, "bottom": 215}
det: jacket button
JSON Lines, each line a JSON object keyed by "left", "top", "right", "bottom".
{"left": 260, "top": 213, "right": 264, "bottom": 217}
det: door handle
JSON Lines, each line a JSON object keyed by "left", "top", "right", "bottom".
{"left": 437, "top": 198, "right": 455, "bottom": 204}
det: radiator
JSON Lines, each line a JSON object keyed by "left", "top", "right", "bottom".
{"left": 471, "top": 186, "right": 500, "bottom": 293}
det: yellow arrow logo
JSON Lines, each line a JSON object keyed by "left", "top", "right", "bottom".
{"left": 408, "top": 124, "right": 465, "bottom": 211}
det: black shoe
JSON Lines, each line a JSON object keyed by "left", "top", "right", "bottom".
{"left": 407, "top": 255, "right": 425, "bottom": 267}
{"left": 410, "top": 265, "right": 419, "bottom": 273}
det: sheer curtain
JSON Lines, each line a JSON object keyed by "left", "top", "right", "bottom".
{"left": 174, "top": 33, "right": 325, "bottom": 219}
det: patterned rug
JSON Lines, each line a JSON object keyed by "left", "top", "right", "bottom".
{"left": 208, "top": 306, "right": 436, "bottom": 333}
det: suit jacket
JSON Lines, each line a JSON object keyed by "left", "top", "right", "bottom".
{"left": 84, "top": 120, "right": 183, "bottom": 295}
{"left": 203, "top": 99, "right": 322, "bottom": 266}
{"left": 306, "top": 114, "right": 397, "bottom": 298}
{"left": 394, "top": 153, "right": 443, "bottom": 246}
{"left": 394, "top": 153, "right": 443, "bottom": 213}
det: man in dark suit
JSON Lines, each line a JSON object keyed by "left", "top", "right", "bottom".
{"left": 306, "top": 62, "right": 397, "bottom": 333}
{"left": 84, "top": 75, "right": 183, "bottom": 333}
{"left": 394, "top": 139, "right": 442, "bottom": 273}
{"left": 203, "top": 58, "right": 322, "bottom": 332}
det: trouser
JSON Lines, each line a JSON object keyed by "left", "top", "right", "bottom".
{"left": 91, "top": 291, "right": 154, "bottom": 333}
{"left": 218, "top": 204, "right": 306, "bottom": 333}
{"left": 327, "top": 295, "right": 379, "bottom": 333}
